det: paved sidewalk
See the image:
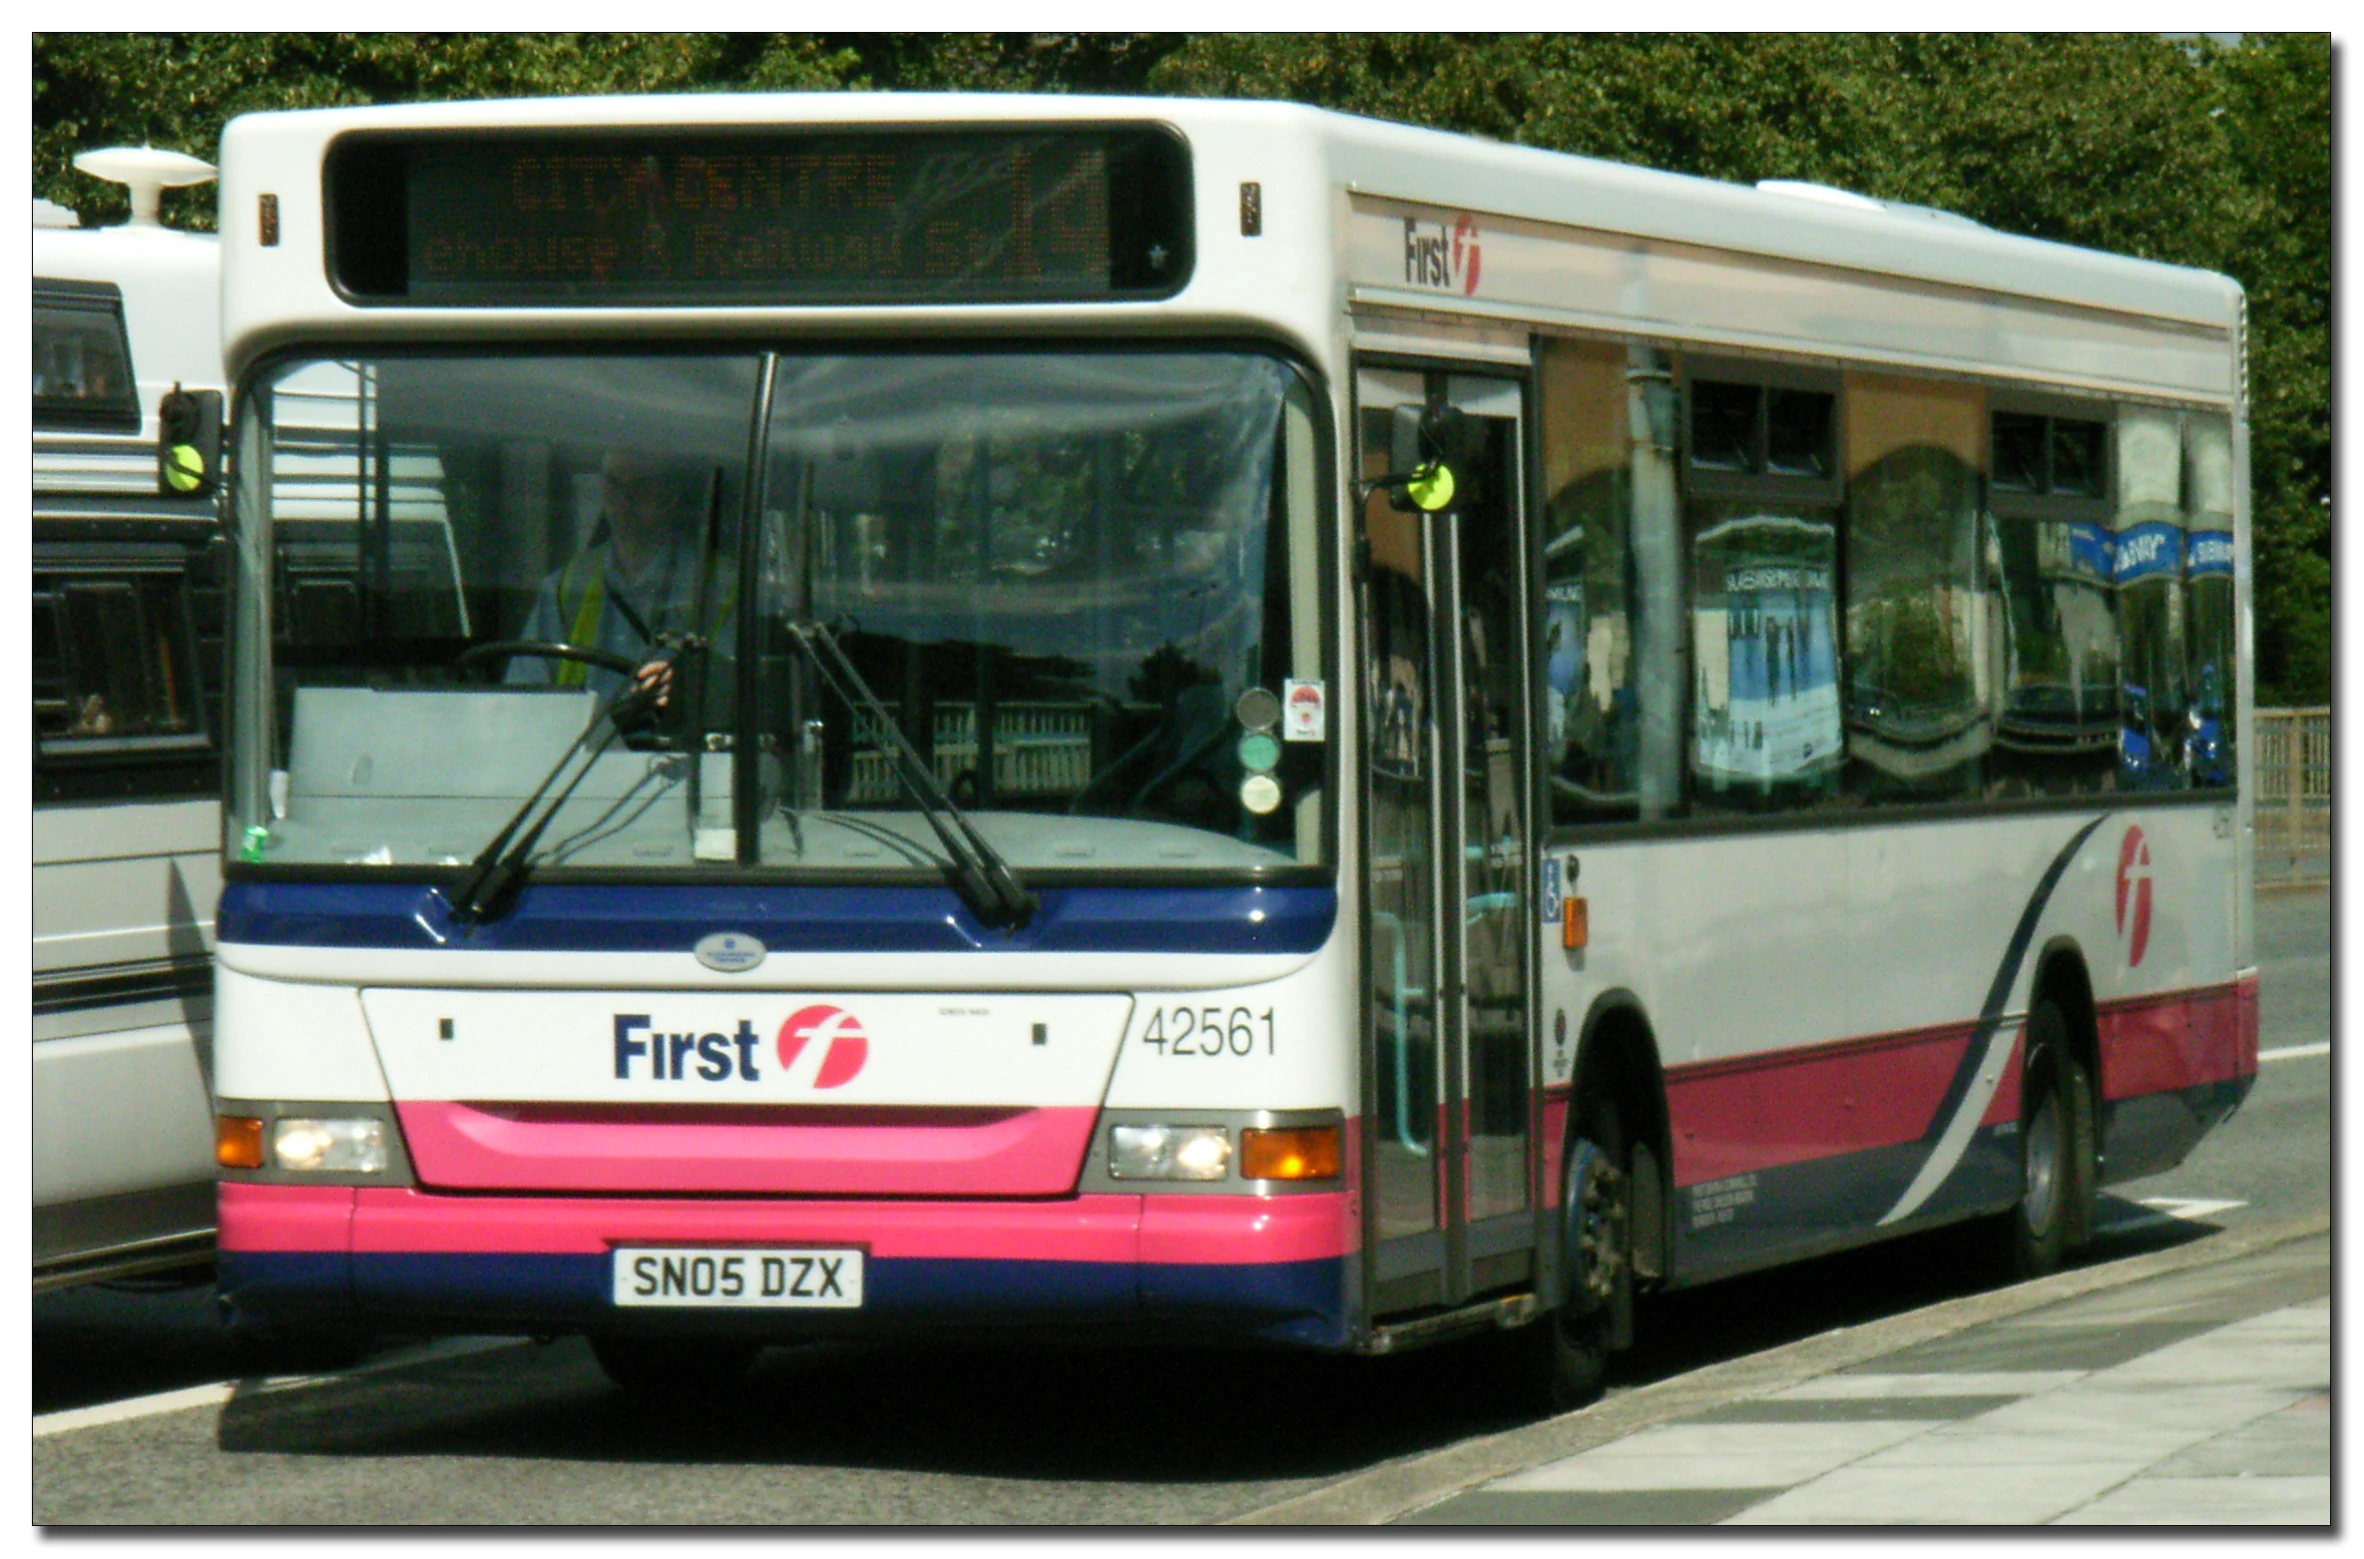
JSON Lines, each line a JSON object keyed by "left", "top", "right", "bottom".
{"left": 1238, "top": 1219, "right": 2329, "bottom": 1526}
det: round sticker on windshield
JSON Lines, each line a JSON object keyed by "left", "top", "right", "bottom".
{"left": 1234, "top": 687, "right": 1281, "bottom": 732}
{"left": 1237, "top": 732, "right": 1282, "bottom": 773}
{"left": 1239, "top": 773, "right": 1283, "bottom": 815}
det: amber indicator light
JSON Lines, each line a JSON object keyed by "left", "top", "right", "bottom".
{"left": 1241, "top": 1125, "right": 1341, "bottom": 1181}
{"left": 1562, "top": 895, "right": 1589, "bottom": 951}
{"left": 216, "top": 1115, "right": 265, "bottom": 1169}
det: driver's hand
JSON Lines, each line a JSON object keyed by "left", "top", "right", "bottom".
{"left": 634, "top": 659, "right": 675, "bottom": 708}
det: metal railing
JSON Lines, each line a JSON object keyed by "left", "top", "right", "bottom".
{"left": 2255, "top": 707, "right": 2330, "bottom": 880}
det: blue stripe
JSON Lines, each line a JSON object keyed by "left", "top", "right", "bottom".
{"left": 217, "top": 879, "right": 1336, "bottom": 956}
{"left": 219, "top": 1249, "right": 1348, "bottom": 1349}
{"left": 1675, "top": 1121, "right": 2021, "bottom": 1285}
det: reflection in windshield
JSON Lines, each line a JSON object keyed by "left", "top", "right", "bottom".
{"left": 754, "top": 352, "right": 1313, "bottom": 864}
{"left": 228, "top": 349, "right": 1324, "bottom": 878}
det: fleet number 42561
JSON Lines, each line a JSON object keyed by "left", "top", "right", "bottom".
{"left": 1138, "top": 1006, "right": 1276, "bottom": 1057}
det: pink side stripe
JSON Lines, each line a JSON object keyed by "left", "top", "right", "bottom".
{"left": 2098, "top": 984, "right": 2252, "bottom": 1100}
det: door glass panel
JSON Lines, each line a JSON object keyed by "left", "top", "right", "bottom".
{"left": 1450, "top": 381, "right": 1530, "bottom": 1226}
{"left": 1359, "top": 372, "right": 1440, "bottom": 1243}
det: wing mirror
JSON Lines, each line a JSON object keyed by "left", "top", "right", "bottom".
{"left": 1360, "top": 402, "right": 1481, "bottom": 513}
{"left": 156, "top": 383, "right": 222, "bottom": 500}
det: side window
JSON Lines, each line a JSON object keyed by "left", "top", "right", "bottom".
{"left": 1537, "top": 336, "right": 1683, "bottom": 825}
{"left": 34, "top": 280, "right": 141, "bottom": 433}
{"left": 33, "top": 569, "right": 208, "bottom": 751}
{"left": 1681, "top": 370, "right": 1843, "bottom": 813}
{"left": 1989, "top": 405, "right": 2119, "bottom": 797}
{"left": 2115, "top": 407, "right": 2189, "bottom": 793}
{"left": 1842, "top": 374, "right": 1988, "bottom": 805}
{"left": 2183, "top": 414, "right": 2238, "bottom": 790}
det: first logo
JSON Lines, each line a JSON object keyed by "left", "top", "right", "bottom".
{"left": 776, "top": 1005, "right": 870, "bottom": 1089}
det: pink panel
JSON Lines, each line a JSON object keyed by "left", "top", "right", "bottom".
{"left": 2099, "top": 984, "right": 2249, "bottom": 1101}
{"left": 396, "top": 1100, "right": 1098, "bottom": 1197}
{"left": 1538, "top": 1088, "right": 1571, "bottom": 1208}
{"left": 351, "top": 1186, "right": 1149, "bottom": 1261}
{"left": 346, "top": 1186, "right": 1360, "bottom": 1265}
{"left": 2236, "top": 971, "right": 2262, "bottom": 1075}
{"left": 1981, "top": 1028, "right": 2026, "bottom": 1128}
{"left": 218, "top": 1181, "right": 355, "bottom": 1252}
{"left": 1665, "top": 1024, "right": 1976, "bottom": 1188}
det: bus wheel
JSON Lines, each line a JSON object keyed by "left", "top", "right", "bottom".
{"left": 589, "top": 1334, "right": 760, "bottom": 1398}
{"left": 1993, "top": 1000, "right": 2095, "bottom": 1281}
{"left": 1497, "top": 1094, "right": 1629, "bottom": 1414}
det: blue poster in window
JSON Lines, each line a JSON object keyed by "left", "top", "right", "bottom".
{"left": 2066, "top": 520, "right": 2114, "bottom": 583}
{"left": 2187, "top": 530, "right": 2234, "bottom": 578}
{"left": 2113, "top": 521, "right": 2183, "bottom": 584}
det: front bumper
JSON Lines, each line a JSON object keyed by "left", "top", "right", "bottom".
{"left": 218, "top": 1182, "right": 1355, "bottom": 1350}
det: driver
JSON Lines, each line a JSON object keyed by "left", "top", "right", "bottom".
{"left": 507, "top": 448, "right": 733, "bottom": 704}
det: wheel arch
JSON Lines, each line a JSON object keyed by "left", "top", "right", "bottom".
{"left": 1570, "top": 990, "right": 1672, "bottom": 1290}
{"left": 2031, "top": 936, "right": 2102, "bottom": 1104}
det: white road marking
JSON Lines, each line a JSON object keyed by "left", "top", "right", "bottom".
{"left": 2095, "top": 1196, "right": 2248, "bottom": 1235}
{"left": 32, "top": 1335, "right": 522, "bottom": 1440}
{"left": 2259, "top": 1042, "right": 2330, "bottom": 1063}
{"left": 33, "top": 1382, "right": 237, "bottom": 1438}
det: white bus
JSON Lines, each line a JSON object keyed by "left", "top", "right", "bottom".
{"left": 207, "top": 95, "right": 2256, "bottom": 1404}
{"left": 33, "top": 148, "right": 230, "bottom": 1290}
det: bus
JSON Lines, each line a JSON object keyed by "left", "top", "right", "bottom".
{"left": 33, "top": 148, "right": 230, "bottom": 1290}
{"left": 207, "top": 95, "right": 2257, "bottom": 1405}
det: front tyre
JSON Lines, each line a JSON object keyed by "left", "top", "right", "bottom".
{"left": 1492, "top": 1093, "right": 1630, "bottom": 1414}
{"left": 1993, "top": 1000, "right": 2096, "bottom": 1281}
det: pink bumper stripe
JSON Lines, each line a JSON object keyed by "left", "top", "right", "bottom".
{"left": 220, "top": 1182, "right": 354, "bottom": 1252}
{"left": 395, "top": 1101, "right": 1099, "bottom": 1197}
{"left": 1137, "top": 1193, "right": 1356, "bottom": 1266}
{"left": 218, "top": 1184, "right": 1359, "bottom": 1266}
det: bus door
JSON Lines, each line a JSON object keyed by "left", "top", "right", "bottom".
{"left": 1355, "top": 364, "right": 1536, "bottom": 1318}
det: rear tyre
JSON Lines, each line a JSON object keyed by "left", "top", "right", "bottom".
{"left": 1493, "top": 1090, "right": 1630, "bottom": 1415}
{"left": 1992, "top": 1000, "right": 2095, "bottom": 1281}
{"left": 589, "top": 1334, "right": 760, "bottom": 1398}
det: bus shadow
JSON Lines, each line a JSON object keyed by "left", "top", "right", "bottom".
{"left": 212, "top": 1329, "right": 1525, "bottom": 1485}
{"left": 212, "top": 1200, "right": 2235, "bottom": 1483}
{"left": 1618, "top": 1195, "right": 2227, "bottom": 1386}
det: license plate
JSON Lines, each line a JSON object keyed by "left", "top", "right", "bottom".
{"left": 611, "top": 1246, "right": 863, "bottom": 1309}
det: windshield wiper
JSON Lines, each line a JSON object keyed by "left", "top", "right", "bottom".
{"left": 782, "top": 618, "right": 1037, "bottom": 931}
{"left": 446, "top": 672, "right": 670, "bottom": 924}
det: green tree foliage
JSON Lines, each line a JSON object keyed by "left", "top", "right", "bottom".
{"left": 33, "top": 34, "right": 869, "bottom": 229}
{"left": 32, "top": 32, "right": 2329, "bottom": 698}
{"left": 2210, "top": 34, "right": 2332, "bottom": 704}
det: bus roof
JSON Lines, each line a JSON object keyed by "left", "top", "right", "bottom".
{"left": 216, "top": 93, "right": 2240, "bottom": 365}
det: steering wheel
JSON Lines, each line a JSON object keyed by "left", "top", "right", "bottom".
{"left": 1130, "top": 721, "right": 1238, "bottom": 817}
{"left": 455, "top": 639, "right": 640, "bottom": 679}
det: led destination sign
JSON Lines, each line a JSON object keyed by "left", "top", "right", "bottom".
{"left": 326, "top": 126, "right": 1193, "bottom": 306}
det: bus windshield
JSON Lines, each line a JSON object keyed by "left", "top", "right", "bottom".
{"left": 229, "top": 346, "right": 1327, "bottom": 881}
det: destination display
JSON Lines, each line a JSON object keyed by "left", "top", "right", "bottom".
{"left": 326, "top": 126, "right": 1192, "bottom": 306}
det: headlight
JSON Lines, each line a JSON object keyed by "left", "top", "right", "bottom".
{"left": 1108, "top": 1124, "right": 1231, "bottom": 1181}
{"left": 272, "top": 1116, "right": 390, "bottom": 1174}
